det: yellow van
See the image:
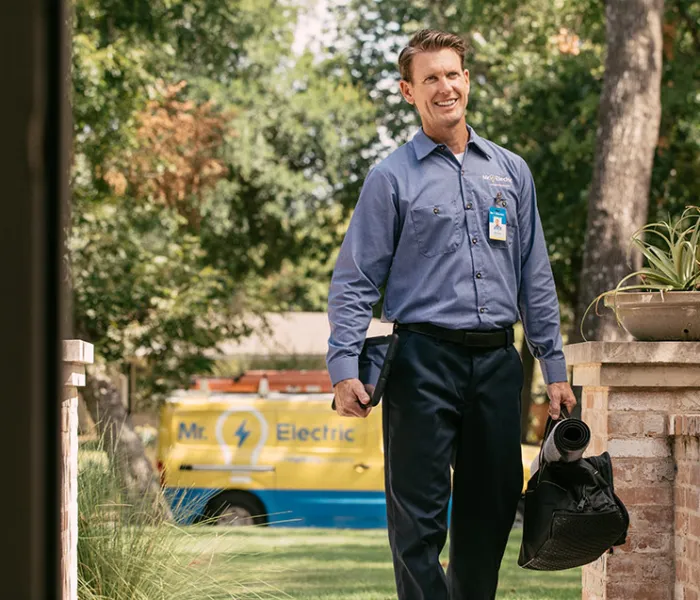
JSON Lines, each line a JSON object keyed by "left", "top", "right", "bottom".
{"left": 158, "top": 382, "right": 540, "bottom": 528}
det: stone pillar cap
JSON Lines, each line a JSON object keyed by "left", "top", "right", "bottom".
{"left": 565, "top": 341, "right": 700, "bottom": 366}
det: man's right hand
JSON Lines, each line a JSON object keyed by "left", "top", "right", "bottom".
{"left": 333, "top": 378, "right": 372, "bottom": 418}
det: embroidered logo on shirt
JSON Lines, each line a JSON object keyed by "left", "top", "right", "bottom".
{"left": 482, "top": 174, "right": 513, "bottom": 185}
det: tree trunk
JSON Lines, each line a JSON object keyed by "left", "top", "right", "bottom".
{"left": 83, "top": 361, "right": 171, "bottom": 518}
{"left": 77, "top": 394, "right": 96, "bottom": 436}
{"left": 573, "top": 0, "right": 664, "bottom": 342}
{"left": 520, "top": 338, "right": 536, "bottom": 443}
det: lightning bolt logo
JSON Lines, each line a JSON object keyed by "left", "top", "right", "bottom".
{"left": 234, "top": 420, "right": 251, "bottom": 448}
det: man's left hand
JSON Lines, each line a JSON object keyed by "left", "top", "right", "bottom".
{"left": 546, "top": 381, "right": 577, "bottom": 420}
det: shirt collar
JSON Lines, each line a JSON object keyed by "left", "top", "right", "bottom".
{"left": 412, "top": 124, "right": 492, "bottom": 161}
{"left": 466, "top": 126, "right": 492, "bottom": 160}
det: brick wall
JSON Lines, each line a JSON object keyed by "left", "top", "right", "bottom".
{"left": 582, "top": 388, "right": 608, "bottom": 456}
{"left": 581, "top": 388, "right": 608, "bottom": 600}
{"left": 566, "top": 342, "right": 700, "bottom": 600}
{"left": 581, "top": 388, "right": 677, "bottom": 600}
{"left": 671, "top": 415, "right": 700, "bottom": 600}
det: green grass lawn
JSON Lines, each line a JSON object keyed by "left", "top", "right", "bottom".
{"left": 172, "top": 526, "right": 581, "bottom": 600}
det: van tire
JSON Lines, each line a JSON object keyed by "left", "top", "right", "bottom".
{"left": 206, "top": 491, "right": 267, "bottom": 527}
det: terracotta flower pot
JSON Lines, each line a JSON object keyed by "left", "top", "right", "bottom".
{"left": 603, "top": 291, "right": 700, "bottom": 341}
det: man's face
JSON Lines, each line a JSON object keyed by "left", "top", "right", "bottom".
{"left": 399, "top": 49, "right": 470, "bottom": 134}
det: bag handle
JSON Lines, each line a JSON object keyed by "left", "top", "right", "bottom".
{"left": 541, "top": 404, "right": 571, "bottom": 444}
{"left": 535, "top": 404, "right": 571, "bottom": 480}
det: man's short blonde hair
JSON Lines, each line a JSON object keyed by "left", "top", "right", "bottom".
{"left": 398, "top": 29, "right": 467, "bottom": 83}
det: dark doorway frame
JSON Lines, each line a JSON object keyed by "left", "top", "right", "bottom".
{"left": 0, "top": 0, "right": 70, "bottom": 597}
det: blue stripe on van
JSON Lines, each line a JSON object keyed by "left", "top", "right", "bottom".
{"left": 258, "top": 490, "right": 387, "bottom": 529}
{"left": 163, "top": 487, "right": 388, "bottom": 529}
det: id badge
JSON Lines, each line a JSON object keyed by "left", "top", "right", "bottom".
{"left": 489, "top": 206, "right": 507, "bottom": 242}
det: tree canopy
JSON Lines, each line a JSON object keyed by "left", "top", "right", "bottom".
{"left": 71, "top": 0, "right": 378, "bottom": 406}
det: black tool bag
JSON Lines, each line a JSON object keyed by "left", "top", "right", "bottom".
{"left": 518, "top": 411, "right": 630, "bottom": 571}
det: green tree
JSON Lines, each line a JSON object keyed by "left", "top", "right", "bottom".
{"left": 71, "top": 0, "right": 377, "bottom": 503}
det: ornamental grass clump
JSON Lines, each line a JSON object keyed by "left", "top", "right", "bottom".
{"left": 77, "top": 450, "right": 234, "bottom": 600}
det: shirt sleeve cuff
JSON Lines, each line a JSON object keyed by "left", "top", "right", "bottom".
{"left": 539, "top": 358, "right": 568, "bottom": 385}
{"left": 328, "top": 356, "right": 359, "bottom": 387}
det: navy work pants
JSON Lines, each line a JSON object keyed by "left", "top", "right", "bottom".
{"left": 382, "top": 329, "right": 524, "bottom": 600}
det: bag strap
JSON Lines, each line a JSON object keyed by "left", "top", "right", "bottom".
{"left": 540, "top": 404, "right": 570, "bottom": 445}
{"left": 536, "top": 404, "right": 571, "bottom": 481}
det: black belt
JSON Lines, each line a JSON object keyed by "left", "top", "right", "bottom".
{"left": 396, "top": 322, "right": 514, "bottom": 348}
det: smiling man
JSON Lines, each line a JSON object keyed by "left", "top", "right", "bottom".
{"left": 326, "top": 29, "right": 576, "bottom": 599}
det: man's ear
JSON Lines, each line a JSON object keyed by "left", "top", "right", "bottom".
{"left": 399, "top": 80, "right": 414, "bottom": 105}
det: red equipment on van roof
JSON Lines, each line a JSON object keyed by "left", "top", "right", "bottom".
{"left": 190, "top": 370, "right": 333, "bottom": 394}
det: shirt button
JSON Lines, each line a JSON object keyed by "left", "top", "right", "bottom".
{"left": 476, "top": 272, "right": 482, "bottom": 279}
{"left": 461, "top": 169, "right": 465, "bottom": 175}
{"left": 466, "top": 203, "right": 473, "bottom": 210}
{"left": 472, "top": 238, "right": 477, "bottom": 244}
{"left": 479, "top": 307, "right": 486, "bottom": 314}
{"left": 433, "top": 207, "right": 440, "bottom": 214}
{"left": 502, "top": 201, "right": 508, "bottom": 207}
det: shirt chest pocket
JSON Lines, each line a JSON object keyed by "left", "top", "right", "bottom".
{"left": 410, "top": 199, "right": 464, "bottom": 258}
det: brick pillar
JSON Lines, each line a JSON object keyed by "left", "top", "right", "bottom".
{"left": 62, "top": 340, "right": 94, "bottom": 600}
{"left": 564, "top": 342, "right": 700, "bottom": 600}
{"left": 670, "top": 415, "right": 700, "bottom": 600}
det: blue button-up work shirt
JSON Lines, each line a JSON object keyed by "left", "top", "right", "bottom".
{"left": 327, "top": 125, "right": 567, "bottom": 387}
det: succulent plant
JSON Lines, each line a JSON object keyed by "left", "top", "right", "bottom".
{"left": 582, "top": 205, "right": 700, "bottom": 339}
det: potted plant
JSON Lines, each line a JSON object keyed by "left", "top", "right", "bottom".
{"left": 583, "top": 205, "right": 700, "bottom": 341}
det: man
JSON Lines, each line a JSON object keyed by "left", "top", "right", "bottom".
{"left": 326, "top": 29, "right": 576, "bottom": 600}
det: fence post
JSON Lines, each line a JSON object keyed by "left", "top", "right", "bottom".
{"left": 62, "top": 340, "right": 94, "bottom": 600}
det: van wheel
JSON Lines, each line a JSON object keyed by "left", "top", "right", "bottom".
{"left": 206, "top": 491, "right": 267, "bottom": 527}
